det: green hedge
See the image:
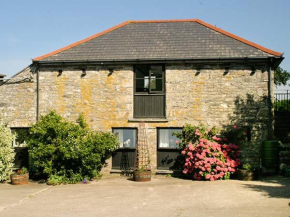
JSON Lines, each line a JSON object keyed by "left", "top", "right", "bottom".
{"left": 274, "top": 99, "right": 290, "bottom": 112}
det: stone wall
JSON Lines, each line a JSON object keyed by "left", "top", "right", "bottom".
{"left": 0, "top": 66, "right": 37, "bottom": 127}
{"left": 0, "top": 64, "right": 272, "bottom": 172}
{"left": 166, "top": 65, "right": 271, "bottom": 167}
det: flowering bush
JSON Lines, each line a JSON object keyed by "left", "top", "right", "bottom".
{"left": 179, "top": 124, "right": 242, "bottom": 181}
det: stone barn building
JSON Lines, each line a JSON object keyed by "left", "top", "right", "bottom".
{"left": 0, "top": 19, "right": 284, "bottom": 173}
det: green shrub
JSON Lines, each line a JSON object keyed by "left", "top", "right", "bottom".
{"left": 0, "top": 117, "right": 15, "bottom": 182}
{"left": 27, "top": 111, "right": 119, "bottom": 184}
{"left": 47, "top": 174, "right": 69, "bottom": 185}
{"left": 242, "top": 163, "right": 252, "bottom": 171}
{"left": 274, "top": 99, "right": 290, "bottom": 112}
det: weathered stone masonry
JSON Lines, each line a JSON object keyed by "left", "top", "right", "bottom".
{"left": 0, "top": 67, "right": 36, "bottom": 127}
{"left": 0, "top": 64, "right": 272, "bottom": 172}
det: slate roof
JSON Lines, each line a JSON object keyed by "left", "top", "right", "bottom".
{"left": 34, "top": 19, "right": 282, "bottom": 62}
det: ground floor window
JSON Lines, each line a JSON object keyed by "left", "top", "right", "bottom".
{"left": 113, "top": 128, "right": 137, "bottom": 149}
{"left": 157, "top": 128, "right": 183, "bottom": 170}
{"left": 11, "top": 128, "right": 29, "bottom": 147}
{"left": 158, "top": 128, "right": 182, "bottom": 148}
{"left": 112, "top": 128, "right": 137, "bottom": 170}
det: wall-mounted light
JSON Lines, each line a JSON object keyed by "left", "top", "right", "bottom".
{"left": 250, "top": 66, "right": 256, "bottom": 76}
{"left": 81, "top": 69, "right": 86, "bottom": 77}
{"left": 58, "top": 69, "right": 62, "bottom": 77}
{"left": 195, "top": 67, "right": 201, "bottom": 76}
{"left": 108, "top": 68, "right": 114, "bottom": 76}
{"left": 223, "top": 67, "right": 230, "bottom": 76}
{"left": 0, "top": 74, "right": 6, "bottom": 85}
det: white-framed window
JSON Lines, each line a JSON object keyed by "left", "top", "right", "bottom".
{"left": 158, "top": 128, "right": 182, "bottom": 149}
{"left": 11, "top": 128, "right": 29, "bottom": 147}
{"left": 113, "top": 128, "right": 137, "bottom": 149}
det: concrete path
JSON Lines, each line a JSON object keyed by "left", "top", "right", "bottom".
{"left": 0, "top": 175, "right": 289, "bottom": 217}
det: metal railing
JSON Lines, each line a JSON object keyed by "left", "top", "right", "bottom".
{"left": 274, "top": 90, "right": 290, "bottom": 112}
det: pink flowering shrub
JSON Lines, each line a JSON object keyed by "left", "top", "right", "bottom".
{"left": 178, "top": 124, "right": 242, "bottom": 181}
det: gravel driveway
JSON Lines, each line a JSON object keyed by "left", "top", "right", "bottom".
{"left": 0, "top": 175, "right": 289, "bottom": 217}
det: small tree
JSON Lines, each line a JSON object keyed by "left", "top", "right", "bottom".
{"left": 0, "top": 116, "right": 15, "bottom": 182}
{"left": 274, "top": 67, "right": 290, "bottom": 86}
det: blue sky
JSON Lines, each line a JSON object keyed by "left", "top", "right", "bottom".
{"left": 1, "top": 0, "right": 289, "bottom": 84}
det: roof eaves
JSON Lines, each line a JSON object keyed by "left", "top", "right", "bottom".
{"left": 33, "top": 19, "right": 283, "bottom": 61}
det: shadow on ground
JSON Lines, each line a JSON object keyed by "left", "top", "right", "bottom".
{"left": 241, "top": 175, "right": 290, "bottom": 199}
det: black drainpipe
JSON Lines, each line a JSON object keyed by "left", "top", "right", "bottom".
{"left": 268, "top": 58, "right": 273, "bottom": 140}
{"left": 35, "top": 63, "right": 40, "bottom": 121}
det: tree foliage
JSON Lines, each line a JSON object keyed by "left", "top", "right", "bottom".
{"left": 27, "top": 111, "right": 119, "bottom": 184}
{"left": 274, "top": 67, "right": 290, "bottom": 86}
{"left": 0, "top": 117, "right": 15, "bottom": 182}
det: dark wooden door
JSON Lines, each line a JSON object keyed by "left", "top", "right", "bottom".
{"left": 14, "top": 147, "right": 29, "bottom": 169}
{"left": 112, "top": 148, "right": 136, "bottom": 170}
{"left": 134, "top": 95, "right": 165, "bottom": 118}
{"left": 157, "top": 149, "right": 182, "bottom": 170}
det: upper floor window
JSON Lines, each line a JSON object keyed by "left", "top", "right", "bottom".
{"left": 134, "top": 65, "right": 165, "bottom": 118}
{"left": 135, "top": 65, "right": 164, "bottom": 93}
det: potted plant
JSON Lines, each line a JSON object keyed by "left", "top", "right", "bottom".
{"left": 133, "top": 123, "right": 151, "bottom": 182}
{"left": 11, "top": 167, "right": 29, "bottom": 185}
{"left": 237, "top": 163, "right": 256, "bottom": 181}
{"left": 133, "top": 163, "right": 151, "bottom": 182}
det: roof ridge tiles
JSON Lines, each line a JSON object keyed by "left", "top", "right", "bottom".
{"left": 33, "top": 19, "right": 282, "bottom": 61}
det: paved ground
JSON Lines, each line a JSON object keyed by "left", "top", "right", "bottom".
{"left": 0, "top": 175, "right": 289, "bottom": 217}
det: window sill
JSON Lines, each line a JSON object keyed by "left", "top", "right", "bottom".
{"left": 115, "top": 147, "right": 136, "bottom": 150}
{"left": 128, "top": 118, "right": 169, "bottom": 123}
{"left": 158, "top": 147, "right": 179, "bottom": 150}
{"left": 156, "top": 169, "right": 182, "bottom": 174}
{"left": 110, "top": 169, "right": 134, "bottom": 173}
